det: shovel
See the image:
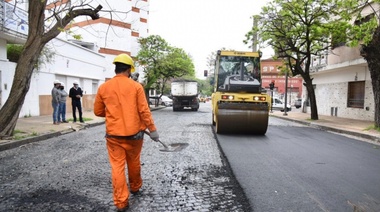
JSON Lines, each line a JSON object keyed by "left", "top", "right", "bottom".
{"left": 144, "top": 131, "right": 188, "bottom": 152}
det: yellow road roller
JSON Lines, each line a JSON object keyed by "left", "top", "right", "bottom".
{"left": 211, "top": 50, "right": 271, "bottom": 134}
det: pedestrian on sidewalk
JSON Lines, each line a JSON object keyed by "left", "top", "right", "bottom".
{"left": 69, "top": 81, "right": 84, "bottom": 123}
{"left": 58, "top": 83, "right": 68, "bottom": 123}
{"left": 94, "top": 53, "right": 159, "bottom": 212}
{"left": 51, "top": 80, "right": 61, "bottom": 125}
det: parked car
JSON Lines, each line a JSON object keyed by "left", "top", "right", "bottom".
{"left": 294, "top": 98, "right": 302, "bottom": 109}
{"left": 149, "top": 95, "right": 173, "bottom": 107}
{"left": 149, "top": 96, "right": 161, "bottom": 106}
{"left": 160, "top": 95, "right": 173, "bottom": 107}
{"left": 271, "top": 97, "right": 291, "bottom": 112}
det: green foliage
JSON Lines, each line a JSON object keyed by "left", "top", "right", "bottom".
{"left": 196, "top": 78, "right": 213, "bottom": 96}
{"left": 364, "top": 125, "right": 380, "bottom": 133}
{"left": 137, "top": 35, "right": 195, "bottom": 94}
{"left": 66, "top": 117, "right": 93, "bottom": 122}
{"left": 7, "top": 44, "right": 55, "bottom": 70}
{"left": 244, "top": 0, "right": 380, "bottom": 123}
{"left": 35, "top": 45, "right": 55, "bottom": 70}
{"left": 137, "top": 35, "right": 170, "bottom": 89}
{"left": 7, "top": 44, "right": 23, "bottom": 63}
{"left": 245, "top": 0, "right": 379, "bottom": 65}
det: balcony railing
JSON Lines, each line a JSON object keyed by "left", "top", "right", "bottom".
{"left": 0, "top": 1, "right": 28, "bottom": 42}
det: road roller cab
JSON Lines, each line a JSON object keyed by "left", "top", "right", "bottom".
{"left": 211, "top": 50, "right": 271, "bottom": 135}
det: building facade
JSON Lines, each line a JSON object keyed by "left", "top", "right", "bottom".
{"left": 261, "top": 59, "right": 303, "bottom": 106}
{"left": 0, "top": 0, "right": 149, "bottom": 117}
{"left": 306, "top": 3, "right": 378, "bottom": 121}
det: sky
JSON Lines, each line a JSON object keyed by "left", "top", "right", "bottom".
{"left": 148, "top": 0, "right": 273, "bottom": 79}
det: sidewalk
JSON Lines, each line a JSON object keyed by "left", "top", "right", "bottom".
{"left": 270, "top": 110, "right": 380, "bottom": 143}
{"left": 1, "top": 107, "right": 379, "bottom": 151}
{"left": 0, "top": 106, "right": 165, "bottom": 151}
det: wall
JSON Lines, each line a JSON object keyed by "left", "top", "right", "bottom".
{"left": 0, "top": 61, "right": 16, "bottom": 108}
{"left": 1, "top": 38, "right": 107, "bottom": 117}
{"left": 309, "top": 65, "right": 374, "bottom": 121}
{"left": 36, "top": 38, "right": 106, "bottom": 115}
{"left": 328, "top": 46, "right": 362, "bottom": 65}
{"left": 1, "top": 0, "right": 147, "bottom": 117}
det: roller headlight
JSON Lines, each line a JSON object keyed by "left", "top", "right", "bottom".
{"left": 221, "top": 95, "right": 234, "bottom": 100}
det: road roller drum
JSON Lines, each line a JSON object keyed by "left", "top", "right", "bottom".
{"left": 216, "top": 108, "right": 268, "bottom": 134}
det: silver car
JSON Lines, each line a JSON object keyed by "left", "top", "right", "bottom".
{"left": 160, "top": 95, "right": 173, "bottom": 107}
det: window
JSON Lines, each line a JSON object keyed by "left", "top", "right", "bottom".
{"left": 347, "top": 81, "right": 364, "bottom": 108}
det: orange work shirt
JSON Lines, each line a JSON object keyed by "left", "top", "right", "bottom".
{"left": 94, "top": 74, "right": 157, "bottom": 136}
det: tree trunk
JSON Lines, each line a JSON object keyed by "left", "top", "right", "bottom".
{"left": 303, "top": 75, "right": 319, "bottom": 120}
{"left": 361, "top": 26, "right": 380, "bottom": 128}
{"left": 0, "top": 37, "right": 44, "bottom": 139}
{"left": 0, "top": 2, "right": 102, "bottom": 138}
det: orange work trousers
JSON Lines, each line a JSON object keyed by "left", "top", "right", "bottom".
{"left": 106, "top": 137, "right": 143, "bottom": 209}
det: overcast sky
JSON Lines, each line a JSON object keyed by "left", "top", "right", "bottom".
{"left": 148, "top": 0, "right": 273, "bottom": 79}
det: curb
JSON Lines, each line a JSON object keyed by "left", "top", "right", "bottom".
{"left": 0, "top": 121, "right": 105, "bottom": 152}
{"left": 272, "top": 115, "right": 380, "bottom": 143}
{"left": 0, "top": 106, "right": 166, "bottom": 152}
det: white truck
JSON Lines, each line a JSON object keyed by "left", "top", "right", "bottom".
{"left": 271, "top": 97, "right": 292, "bottom": 112}
{"left": 171, "top": 79, "right": 199, "bottom": 111}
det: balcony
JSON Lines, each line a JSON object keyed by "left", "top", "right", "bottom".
{"left": 0, "top": 1, "right": 28, "bottom": 44}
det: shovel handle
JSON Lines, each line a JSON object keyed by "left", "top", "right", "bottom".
{"left": 157, "top": 139, "right": 169, "bottom": 149}
{"left": 143, "top": 131, "right": 168, "bottom": 148}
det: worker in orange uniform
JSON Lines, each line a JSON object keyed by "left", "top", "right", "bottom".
{"left": 94, "top": 53, "right": 159, "bottom": 212}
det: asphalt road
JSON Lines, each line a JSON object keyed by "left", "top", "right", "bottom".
{"left": 2, "top": 101, "right": 380, "bottom": 211}
{"left": 216, "top": 116, "right": 380, "bottom": 211}
{"left": 0, "top": 103, "right": 250, "bottom": 212}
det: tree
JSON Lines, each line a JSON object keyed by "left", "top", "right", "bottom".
{"left": 245, "top": 0, "right": 355, "bottom": 120}
{"left": 154, "top": 47, "right": 195, "bottom": 97}
{"left": 246, "top": 0, "right": 380, "bottom": 127}
{"left": 137, "top": 35, "right": 170, "bottom": 91}
{"left": 351, "top": 1, "right": 380, "bottom": 128}
{"left": 137, "top": 35, "right": 195, "bottom": 100}
{"left": 0, "top": 2, "right": 102, "bottom": 138}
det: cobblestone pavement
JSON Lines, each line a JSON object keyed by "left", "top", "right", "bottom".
{"left": 0, "top": 106, "right": 251, "bottom": 212}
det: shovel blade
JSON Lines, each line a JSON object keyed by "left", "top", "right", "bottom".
{"left": 159, "top": 143, "right": 189, "bottom": 152}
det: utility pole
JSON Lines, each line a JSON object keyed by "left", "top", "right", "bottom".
{"left": 269, "top": 81, "right": 275, "bottom": 113}
{"left": 252, "top": 16, "right": 259, "bottom": 52}
{"left": 283, "top": 67, "right": 288, "bottom": 116}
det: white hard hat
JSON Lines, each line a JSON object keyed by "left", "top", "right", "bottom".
{"left": 60, "top": 83, "right": 65, "bottom": 87}
{"left": 73, "top": 81, "right": 79, "bottom": 85}
{"left": 54, "top": 80, "right": 60, "bottom": 84}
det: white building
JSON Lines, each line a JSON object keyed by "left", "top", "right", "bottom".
{"left": 0, "top": 0, "right": 148, "bottom": 117}
{"left": 305, "top": 3, "right": 378, "bottom": 121}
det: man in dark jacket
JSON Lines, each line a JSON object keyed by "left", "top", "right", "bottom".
{"left": 69, "top": 81, "right": 84, "bottom": 123}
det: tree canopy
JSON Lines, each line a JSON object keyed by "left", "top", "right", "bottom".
{"left": 245, "top": 0, "right": 380, "bottom": 125}
{"left": 137, "top": 35, "right": 195, "bottom": 96}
